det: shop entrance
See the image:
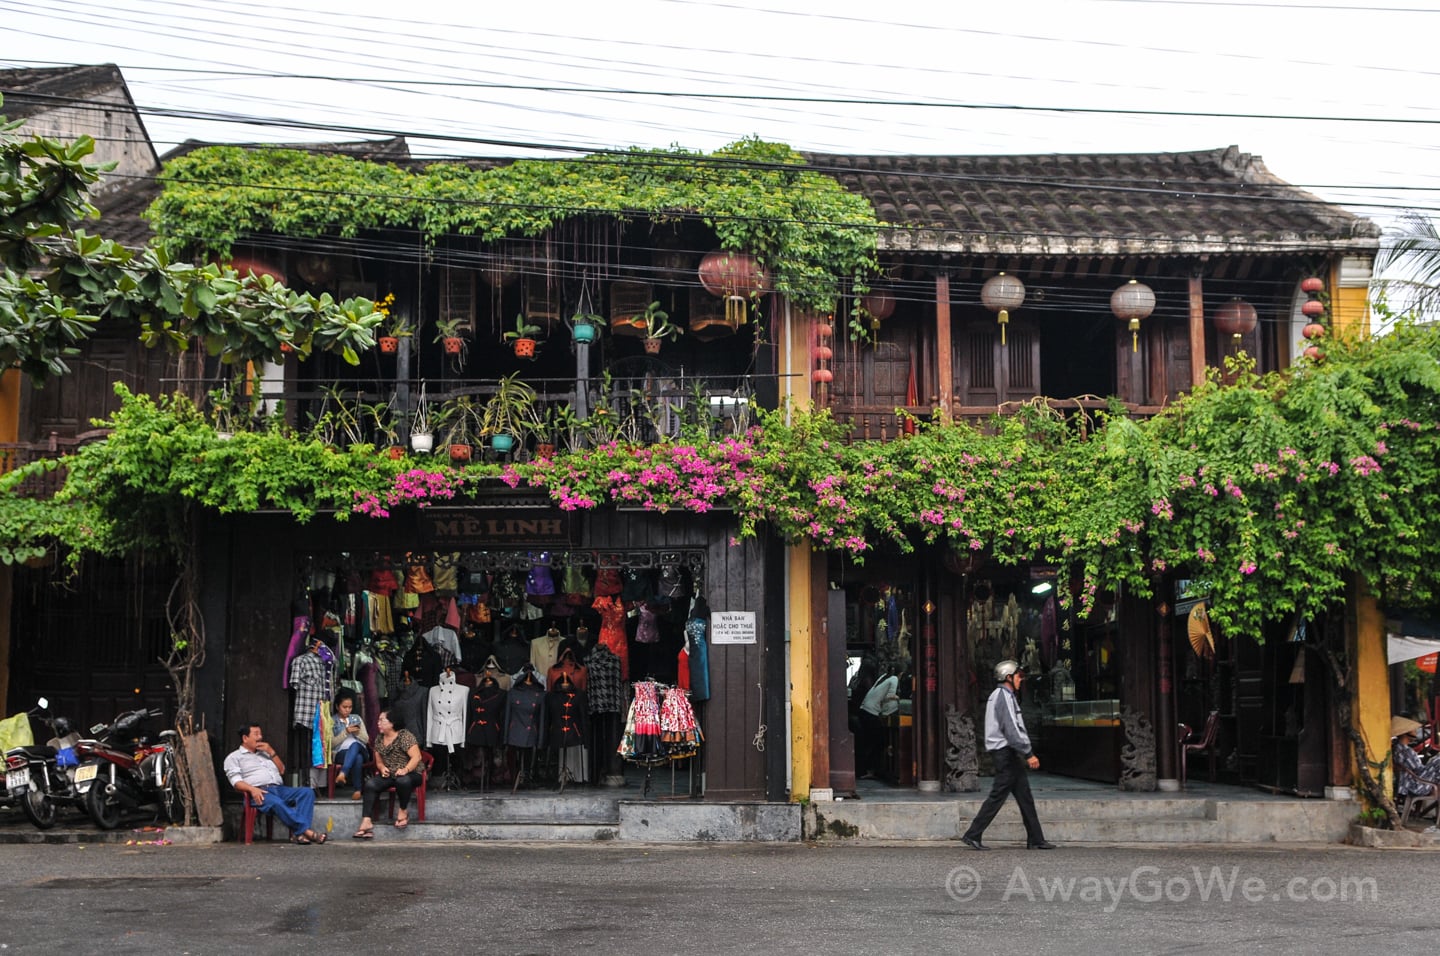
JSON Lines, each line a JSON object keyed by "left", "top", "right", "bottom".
{"left": 291, "top": 548, "right": 709, "bottom": 798}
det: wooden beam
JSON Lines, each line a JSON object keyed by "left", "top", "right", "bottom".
{"left": 1188, "top": 274, "right": 1206, "bottom": 388}
{"left": 936, "top": 274, "right": 952, "bottom": 420}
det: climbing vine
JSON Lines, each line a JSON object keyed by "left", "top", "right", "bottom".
{"left": 145, "top": 138, "right": 881, "bottom": 314}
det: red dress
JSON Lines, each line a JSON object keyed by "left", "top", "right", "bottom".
{"left": 592, "top": 595, "right": 630, "bottom": 680}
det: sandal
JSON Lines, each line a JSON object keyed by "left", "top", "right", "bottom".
{"left": 311, "top": 832, "right": 328, "bottom": 845}
{"left": 394, "top": 816, "right": 409, "bottom": 829}
{"left": 290, "top": 834, "right": 313, "bottom": 845}
{"left": 352, "top": 828, "right": 374, "bottom": 840}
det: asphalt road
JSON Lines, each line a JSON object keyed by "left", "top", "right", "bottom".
{"left": 0, "top": 840, "right": 1426, "bottom": 955}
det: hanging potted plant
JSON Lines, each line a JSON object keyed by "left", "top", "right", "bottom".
{"left": 377, "top": 298, "right": 408, "bottom": 353}
{"left": 503, "top": 313, "right": 543, "bottom": 359}
{"left": 363, "top": 397, "right": 404, "bottom": 458}
{"left": 568, "top": 309, "right": 603, "bottom": 345}
{"left": 409, "top": 385, "right": 441, "bottom": 454}
{"left": 480, "top": 372, "right": 542, "bottom": 454}
{"left": 435, "top": 316, "right": 470, "bottom": 356}
{"left": 443, "top": 396, "right": 482, "bottom": 463}
{"left": 639, "top": 301, "right": 681, "bottom": 354}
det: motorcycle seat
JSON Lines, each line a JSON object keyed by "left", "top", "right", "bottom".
{"left": 17, "top": 745, "right": 56, "bottom": 759}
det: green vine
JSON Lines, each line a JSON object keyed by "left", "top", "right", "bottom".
{"left": 145, "top": 138, "right": 881, "bottom": 315}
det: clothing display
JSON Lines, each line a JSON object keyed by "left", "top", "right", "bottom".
{"left": 288, "top": 647, "right": 328, "bottom": 729}
{"left": 504, "top": 672, "right": 547, "bottom": 748}
{"left": 592, "top": 595, "right": 630, "bottom": 681}
{"left": 684, "top": 599, "right": 711, "bottom": 702}
{"left": 391, "top": 680, "right": 428, "bottom": 746}
{"left": 547, "top": 648, "right": 587, "bottom": 692}
{"left": 427, "top": 670, "right": 468, "bottom": 752}
{"left": 546, "top": 676, "right": 588, "bottom": 748}
{"left": 466, "top": 678, "right": 508, "bottom": 748}
{"left": 530, "top": 629, "right": 563, "bottom": 676}
{"left": 584, "top": 645, "right": 624, "bottom": 715}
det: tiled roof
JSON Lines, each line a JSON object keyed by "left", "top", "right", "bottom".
{"left": 803, "top": 147, "right": 1380, "bottom": 258}
{"left": 0, "top": 64, "right": 127, "bottom": 118}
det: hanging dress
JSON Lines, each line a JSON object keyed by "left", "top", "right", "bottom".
{"left": 622, "top": 680, "right": 663, "bottom": 759}
{"left": 659, "top": 685, "right": 702, "bottom": 757}
{"left": 592, "top": 594, "right": 630, "bottom": 681}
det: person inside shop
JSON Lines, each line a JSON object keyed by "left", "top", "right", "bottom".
{"left": 1392, "top": 715, "right": 1440, "bottom": 805}
{"left": 856, "top": 665, "right": 900, "bottom": 780}
{"left": 959, "top": 660, "right": 1056, "bottom": 851}
{"left": 224, "top": 721, "right": 328, "bottom": 845}
{"left": 331, "top": 689, "right": 370, "bottom": 799}
{"left": 352, "top": 709, "right": 424, "bottom": 839}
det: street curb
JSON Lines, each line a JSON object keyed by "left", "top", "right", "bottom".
{"left": 1347, "top": 823, "right": 1440, "bottom": 848}
{"left": 0, "top": 825, "right": 222, "bottom": 846}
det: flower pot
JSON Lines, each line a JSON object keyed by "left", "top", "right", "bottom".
{"left": 410, "top": 432, "right": 434, "bottom": 454}
{"left": 513, "top": 338, "right": 537, "bottom": 358}
{"left": 443, "top": 336, "right": 465, "bottom": 355}
{"left": 386, "top": 445, "right": 405, "bottom": 460}
{"left": 279, "top": 342, "right": 295, "bottom": 353}
{"left": 216, "top": 431, "right": 234, "bottom": 441}
{"left": 490, "top": 434, "right": 516, "bottom": 454}
{"left": 379, "top": 336, "right": 399, "bottom": 353}
{"left": 535, "top": 442, "right": 555, "bottom": 459}
{"left": 449, "top": 443, "right": 472, "bottom": 462}
{"left": 572, "top": 324, "right": 598, "bottom": 344}
{"left": 643, "top": 337, "right": 663, "bottom": 354}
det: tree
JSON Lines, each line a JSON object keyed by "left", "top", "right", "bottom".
{"left": 1375, "top": 210, "right": 1440, "bottom": 323}
{"left": 0, "top": 95, "right": 383, "bottom": 383}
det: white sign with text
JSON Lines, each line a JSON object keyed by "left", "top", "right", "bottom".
{"left": 710, "top": 611, "right": 757, "bottom": 645}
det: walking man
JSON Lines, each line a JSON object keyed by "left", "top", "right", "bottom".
{"left": 960, "top": 660, "right": 1056, "bottom": 850}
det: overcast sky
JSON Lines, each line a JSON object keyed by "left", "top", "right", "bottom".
{"left": 3, "top": 0, "right": 1438, "bottom": 234}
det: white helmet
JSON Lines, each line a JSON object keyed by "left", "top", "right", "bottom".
{"left": 994, "top": 659, "right": 1022, "bottom": 682}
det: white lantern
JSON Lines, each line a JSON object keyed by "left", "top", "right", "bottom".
{"left": 981, "top": 272, "right": 1026, "bottom": 346}
{"left": 1110, "top": 279, "right": 1156, "bottom": 353}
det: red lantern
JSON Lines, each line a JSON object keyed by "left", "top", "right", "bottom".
{"left": 815, "top": 320, "right": 834, "bottom": 341}
{"left": 813, "top": 345, "right": 833, "bottom": 361}
{"left": 1302, "top": 323, "right": 1326, "bottom": 340}
{"left": 812, "top": 368, "right": 834, "bottom": 384}
{"left": 1303, "top": 345, "right": 1321, "bottom": 360}
{"left": 1213, "top": 298, "right": 1257, "bottom": 340}
{"left": 227, "top": 256, "right": 286, "bottom": 285}
{"left": 699, "top": 250, "right": 769, "bottom": 328}
{"left": 1301, "top": 299, "right": 1325, "bottom": 318}
{"left": 860, "top": 287, "right": 896, "bottom": 324}
{"left": 1300, "top": 277, "right": 1324, "bottom": 294}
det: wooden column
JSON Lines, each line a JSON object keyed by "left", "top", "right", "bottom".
{"left": 1188, "top": 274, "right": 1206, "bottom": 389}
{"left": 917, "top": 572, "right": 941, "bottom": 790}
{"left": 1156, "top": 601, "right": 1178, "bottom": 788}
{"left": 935, "top": 274, "right": 952, "bottom": 419}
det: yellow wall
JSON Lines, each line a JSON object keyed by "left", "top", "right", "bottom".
{"left": 0, "top": 370, "right": 18, "bottom": 446}
{"left": 786, "top": 304, "right": 817, "bottom": 800}
{"left": 1351, "top": 579, "right": 1390, "bottom": 799}
{"left": 1329, "top": 257, "right": 1372, "bottom": 342}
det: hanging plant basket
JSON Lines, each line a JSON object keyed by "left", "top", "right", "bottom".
{"left": 572, "top": 324, "right": 598, "bottom": 344}
{"left": 449, "top": 443, "right": 472, "bottom": 463}
{"left": 513, "top": 337, "right": 537, "bottom": 358}
{"left": 643, "top": 337, "right": 663, "bottom": 355}
{"left": 379, "top": 336, "right": 400, "bottom": 353}
{"left": 410, "top": 432, "right": 434, "bottom": 454}
{"left": 535, "top": 442, "right": 556, "bottom": 459}
{"left": 443, "top": 336, "right": 465, "bottom": 355}
{"left": 490, "top": 434, "right": 517, "bottom": 454}
{"left": 386, "top": 445, "right": 405, "bottom": 460}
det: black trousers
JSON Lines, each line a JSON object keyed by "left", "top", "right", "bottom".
{"left": 962, "top": 747, "right": 1046, "bottom": 845}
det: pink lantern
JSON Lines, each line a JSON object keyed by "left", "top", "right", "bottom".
{"left": 812, "top": 368, "right": 834, "bottom": 384}
{"left": 1300, "top": 277, "right": 1324, "bottom": 294}
{"left": 1213, "top": 298, "right": 1257, "bottom": 344}
{"left": 699, "top": 250, "right": 769, "bottom": 328}
{"left": 813, "top": 345, "right": 833, "bottom": 361}
{"left": 860, "top": 286, "right": 896, "bottom": 325}
{"left": 1301, "top": 299, "right": 1325, "bottom": 318}
{"left": 1302, "top": 322, "right": 1326, "bottom": 340}
{"left": 1303, "top": 345, "right": 1321, "bottom": 360}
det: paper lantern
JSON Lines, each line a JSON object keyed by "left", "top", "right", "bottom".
{"left": 860, "top": 286, "right": 896, "bottom": 326}
{"left": 699, "top": 250, "right": 769, "bottom": 328}
{"left": 1302, "top": 322, "right": 1326, "bottom": 340}
{"left": 1300, "top": 276, "right": 1324, "bottom": 294}
{"left": 1213, "top": 298, "right": 1257, "bottom": 343}
{"left": 981, "top": 273, "right": 1025, "bottom": 346}
{"left": 1110, "top": 279, "right": 1156, "bottom": 353}
{"left": 1301, "top": 299, "right": 1325, "bottom": 318}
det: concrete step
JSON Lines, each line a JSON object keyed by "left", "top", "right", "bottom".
{"left": 359, "top": 821, "right": 619, "bottom": 842}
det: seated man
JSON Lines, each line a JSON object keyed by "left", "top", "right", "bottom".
{"left": 1393, "top": 715, "right": 1440, "bottom": 811}
{"left": 224, "top": 721, "right": 328, "bottom": 844}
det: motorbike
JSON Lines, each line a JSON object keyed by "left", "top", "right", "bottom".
{"left": 74, "top": 708, "right": 183, "bottom": 829}
{"left": 2, "top": 698, "right": 82, "bottom": 830}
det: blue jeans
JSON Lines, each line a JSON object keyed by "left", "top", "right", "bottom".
{"left": 337, "top": 744, "right": 368, "bottom": 788}
{"left": 256, "top": 784, "right": 316, "bottom": 836}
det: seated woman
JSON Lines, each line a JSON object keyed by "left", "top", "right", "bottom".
{"left": 1393, "top": 715, "right": 1440, "bottom": 800}
{"left": 353, "top": 709, "right": 424, "bottom": 838}
{"left": 331, "top": 690, "right": 370, "bottom": 799}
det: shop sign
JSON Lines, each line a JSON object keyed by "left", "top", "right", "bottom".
{"left": 711, "top": 610, "right": 757, "bottom": 645}
{"left": 420, "top": 509, "right": 574, "bottom": 547}
{"left": 1418, "top": 653, "right": 1438, "bottom": 675}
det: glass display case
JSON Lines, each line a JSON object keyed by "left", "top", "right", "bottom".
{"left": 1041, "top": 699, "right": 1120, "bottom": 728}
{"left": 1037, "top": 699, "right": 1124, "bottom": 782}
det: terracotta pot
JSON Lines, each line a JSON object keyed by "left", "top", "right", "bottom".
{"left": 643, "top": 337, "right": 663, "bottom": 354}
{"left": 513, "top": 337, "right": 537, "bottom": 358}
{"left": 379, "top": 336, "right": 399, "bottom": 353}
{"left": 535, "top": 442, "right": 555, "bottom": 459}
{"left": 386, "top": 446, "right": 405, "bottom": 460}
{"left": 279, "top": 342, "right": 295, "bottom": 353}
{"left": 443, "top": 336, "right": 465, "bottom": 355}
{"left": 449, "top": 443, "right": 472, "bottom": 462}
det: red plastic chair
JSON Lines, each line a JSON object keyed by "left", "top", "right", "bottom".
{"left": 370, "top": 751, "right": 433, "bottom": 822}
{"left": 241, "top": 792, "right": 276, "bottom": 845}
{"left": 1177, "top": 710, "right": 1221, "bottom": 788}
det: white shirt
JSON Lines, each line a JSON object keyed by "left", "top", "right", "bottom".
{"left": 426, "top": 670, "right": 467, "bottom": 751}
{"left": 223, "top": 746, "right": 282, "bottom": 789}
{"left": 860, "top": 675, "right": 899, "bottom": 717}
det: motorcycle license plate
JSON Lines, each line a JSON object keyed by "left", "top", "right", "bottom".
{"left": 5, "top": 769, "right": 28, "bottom": 793}
{"left": 74, "top": 764, "right": 98, "bottom": 783}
